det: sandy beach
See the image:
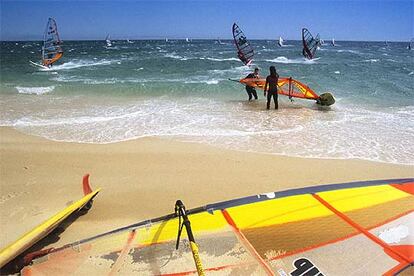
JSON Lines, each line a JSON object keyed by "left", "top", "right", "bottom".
{"left": 1, "top": 126, "right": 412, "bottom": 251}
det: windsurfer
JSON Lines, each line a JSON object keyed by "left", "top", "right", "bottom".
{"left": 244, "top": 68, "right": 259, "bottom": 101}
{"left": 264, "top": 66, "right": 279, "bottom": 109}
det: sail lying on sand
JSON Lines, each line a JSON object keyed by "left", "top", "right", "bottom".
{"left": 41, "top": 18, "right": 63, "bottom": 67}
{"left": 20, "top": 178, "right": 414, "bottom": 275}
{"left": 232, "top": 23, "right": 254, "bottom": 65}
{"left": 302, "top": 28, "right": 320, "bottom": 60}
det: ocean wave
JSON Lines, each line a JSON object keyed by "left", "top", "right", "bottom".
{"left": 38, "top": 59, "right": 116, "bottom": 71}
{"left": 363, "top": 59, "right": 379, "bottom": 63}
{"left": 337, "top": 49, "right": 360, "bottom": 54}
{"left": 265, "top": 56, "right": 319, "bottom": 64}
{"left": 184, "top": 79, "right": 220, "bottom": 85}
{"left": 200, "top": 57, "right": 240, "bottom": 62}
{"left": 15, "top": 86, "right": 55, "bottom": 95}
{"left": 164, "top": 53, "right": 188, "bottom": 60}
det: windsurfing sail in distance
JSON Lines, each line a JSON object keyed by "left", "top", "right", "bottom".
{"left": 105, "top": 35, "right": 112, "bottom": 47}
{"left": 20, "top": 178, "right": 414, "bottom": 275}
{"left": 41, "top": 18, "right": 63, "bottom": 67}
{"left": 408, "top": 39, "right": 413, "bottom": 50}
{"left": 302, "top": 28, "right": 320, "bottom": 60}
{"left": 331, "top": 38, "right": 336, "bottom": 46}
{"left": 232, "top": 23, "right": 254, "bottom": 65}
{"left": 278, "top": 36, "right": 284, "bottom": 47}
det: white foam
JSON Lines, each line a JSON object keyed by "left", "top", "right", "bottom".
{"left": 39, "top": 59, "right": 115, "bottom": 71}
{"left": 364, "top": 59, "right": 379, "bottom": 63}
{"left": 184, "top": 79, "right": 220, "bottom": 85}
{"left": 334, "top": 71, "right": 340, "bottom": 74}
{"left": 165, "top": 53, "right": 187, "bottom": 60}
{"left": 202, "top": 57, "right": 240, "bottom": 62}
{"left": 15, "top": 86, "right": 55, "bottom": 95}
{"left": 266, "top": 56, "right": 319, "bottom": 64}
{"left": 337, "top": 49, "right": 360, "bottom": 54}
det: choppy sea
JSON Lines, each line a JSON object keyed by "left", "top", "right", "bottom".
{"left": 1, "top": 40, "right": 413, "bottom": 164}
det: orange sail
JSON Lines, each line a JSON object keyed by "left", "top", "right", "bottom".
{"left": 239, "top": 77, "right": 319, "bottom": 100}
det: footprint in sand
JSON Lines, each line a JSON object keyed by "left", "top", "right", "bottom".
{"left": 0, "top": 190, "right": 30, "bottom": 204}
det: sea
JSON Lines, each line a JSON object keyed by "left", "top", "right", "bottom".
{"left": 1, "top": 40, "right": 413, "bottom": 165}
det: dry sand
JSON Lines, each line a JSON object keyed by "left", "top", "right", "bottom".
{"left": 0, "top": 126, "right": 412, "bottom": 250}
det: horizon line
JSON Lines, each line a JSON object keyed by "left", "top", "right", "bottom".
{"left": 1, "top": 38, "right": 412, "bottom": 43}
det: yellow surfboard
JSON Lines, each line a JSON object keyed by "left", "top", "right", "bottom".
{"left": 0, "top": 174, "right": 100, "bottom": 269}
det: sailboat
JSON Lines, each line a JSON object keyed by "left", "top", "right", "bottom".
{"left": 29, "top": 17, "right": 63, "bottom": 68}
{"left": 407, "top": 39, "right": 413, "bottom": 50}
{"left": 277, "top": 36, "right": 284, "bottom": 47}
{"left": 105, "top": 35, "right": 112, "bottom": 47}
{"left": 126, "top": 38, "right": 133, "bottom": 44}
{"left": 331, "top": 38, "right": 336, "bottom": 47}
{"left": 185, "top": 37, "right": 190, "bottom": 43}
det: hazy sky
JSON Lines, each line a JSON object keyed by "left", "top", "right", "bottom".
{"left": 1, "top": 0, "right": 413, "bottom": 41}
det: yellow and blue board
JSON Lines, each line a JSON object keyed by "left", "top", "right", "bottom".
{"left": 21, "top": 178, "right": 414, "bottom": 275}
{"left": 0, "top": 175, "right": 100, "bottom": 271}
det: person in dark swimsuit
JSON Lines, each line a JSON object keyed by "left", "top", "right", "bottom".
{"left": 264, "top": 66, "right": 279, "bottom": 109}
{"left": 244, "top": 67, "right": 259, "bottom": 101}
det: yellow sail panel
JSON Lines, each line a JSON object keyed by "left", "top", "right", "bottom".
{"left": 239, "top": 77, "right": 319, "bottom": 100}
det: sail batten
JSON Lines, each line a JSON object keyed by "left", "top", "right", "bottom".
{"left": 41, "top": 18, "right": 63, "bottom": 67}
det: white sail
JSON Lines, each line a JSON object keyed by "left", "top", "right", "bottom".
{"left": 278, "top": 36, "right": 284, "bottom": 47}
{"left": 185, "top": 37, "right": 190, "bottom": 42}
{"left": 331, "top": 38, "right": 335, "bottom": 46}
{"left": 106, "top": 35, "right": 112, "bottom": 47}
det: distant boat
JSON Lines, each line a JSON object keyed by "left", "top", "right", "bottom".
{"left": 320, "top": 39, "right": 325, "bottom": 45}
{"left": 185, "top": 37, "right": 190, "bottom": 43}
{"left": 408, "top": 39, "right": 413, "bottom": 50}
{"left": 331, "top": 38, "right": 335, "bottom": 47}
{"left": 126, "top": 38, "right": 133, "bottom": 44}
{"left": 277, "top": 36, "right": 284, "bottom": 47}
{"left": 106, "top": 35, "right": 112, "bottom": 47}
{"left": 165, "top": 38, "right": 168, "bottom": 42}
{"left": 217, "top": 38, "right": 224, "bottom": 45}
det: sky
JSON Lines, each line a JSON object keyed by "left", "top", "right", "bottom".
{"left": 0, "top": 0, "right": 413, "bottom": 41}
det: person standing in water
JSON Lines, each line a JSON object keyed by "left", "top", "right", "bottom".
{"left": 244, "top": 67, "right": 260, "bottom": 101}
{"left": 264, "top": 66, "right": 279, "bottom": 109}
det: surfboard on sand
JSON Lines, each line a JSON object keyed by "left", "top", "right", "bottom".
{"left": 0, "top": 174, "right": 101, "bottom": 270}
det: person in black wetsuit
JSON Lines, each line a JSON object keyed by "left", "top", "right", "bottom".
{"left": 264, "top": 66, "right": 279, "bottom": 109}
{"left": 244, "top": 67, "right": 259, "bottom": 101}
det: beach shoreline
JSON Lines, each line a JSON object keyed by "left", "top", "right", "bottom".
{"left": 0, "top": 126, "right": 413, "bottom": 250}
